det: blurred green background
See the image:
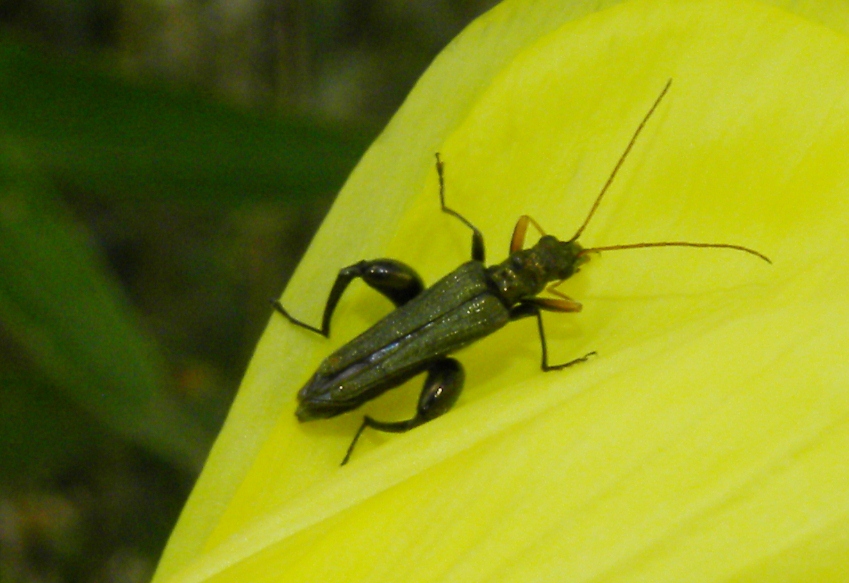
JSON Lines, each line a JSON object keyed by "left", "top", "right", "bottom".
{"left": 0, "top": 1, "right": 497, "bottom": 581}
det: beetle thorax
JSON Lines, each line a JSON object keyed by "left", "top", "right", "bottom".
{"left": 486, "top": 235, "right": 586, "bottom": 305}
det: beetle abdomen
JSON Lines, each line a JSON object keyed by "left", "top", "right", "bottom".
{"left": 296, "top": 290, "right": 509, "bottom": 420}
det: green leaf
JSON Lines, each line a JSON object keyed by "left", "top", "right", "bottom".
{"left": 0, "top": 368, "right": 104, "bottom": 482}
{"left": 0, "top": 141, "right": 208, "bottom": 474}
{"left": 0, "top": 37, "right": 374, "bottom": 206}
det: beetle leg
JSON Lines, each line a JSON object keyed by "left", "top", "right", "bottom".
{"left": 341, "top": 358, "right": 464, "bottom": 465}
{"left": 509, "top": 215, "right": 548, "bottom": 254}
{"left": 435, "top": 153, "right": 486, "bottom": 262}
{"left": 273, "top": 259, "right": 425, "bottom": 337}
{"left": 510, "top": 300, "right": 596, "bottom": 371}
{"left": 545, "top": 280, "right": 573, "bottom": 301}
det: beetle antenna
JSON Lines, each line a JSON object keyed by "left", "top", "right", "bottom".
{"left": 579, "top": 241, "right": 771, "bottom": 264}
{"left": 570, "top": 79, "right": 672, "bottom": 242}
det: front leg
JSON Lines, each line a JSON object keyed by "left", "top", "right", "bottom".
{"left": 274, "top": 259, "right": 425, "bottom": 337}
{"left": 341, "top": 358, "right": 464, "bottom": 465}
{"left": 510, "top": 299, "right": 596, "bottom": 371}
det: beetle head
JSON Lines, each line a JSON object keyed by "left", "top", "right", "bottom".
{"left": 552, "top": 238, "right": 588, "bottom": 280}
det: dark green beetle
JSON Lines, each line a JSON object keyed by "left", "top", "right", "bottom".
{"left": 274, "top": 80, "right": 770, "bottom": 464}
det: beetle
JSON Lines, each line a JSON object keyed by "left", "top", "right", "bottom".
{"left": 273, "top": 79, "right": 771, "bottom": 464}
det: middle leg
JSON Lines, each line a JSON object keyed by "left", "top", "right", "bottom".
{"left": 510, "top": 299, "right": 596, "bottom": 371}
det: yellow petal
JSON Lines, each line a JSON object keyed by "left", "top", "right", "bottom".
{"left": 154, "top": 1, "right": 849, "bottom": 582}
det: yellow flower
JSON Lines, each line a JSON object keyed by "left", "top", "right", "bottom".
{"left": 154, "top": 0, "right": 849, "bottom": 581}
